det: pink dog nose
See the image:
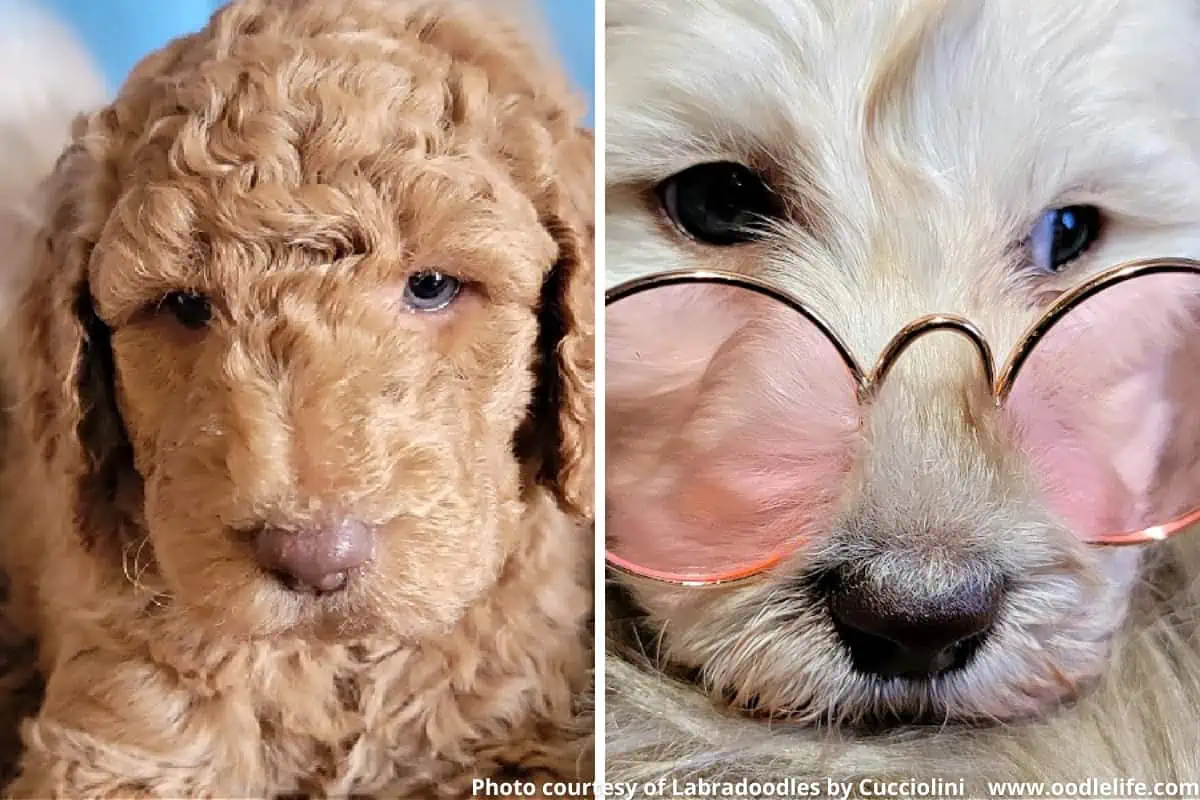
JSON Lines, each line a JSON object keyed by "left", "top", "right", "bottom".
{"left": 253, "top": 519, "right": 375, "bottom": 593}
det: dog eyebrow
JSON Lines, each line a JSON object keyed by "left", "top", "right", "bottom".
{"left": 91, "top": 226, "right": 550, "bottom": 328}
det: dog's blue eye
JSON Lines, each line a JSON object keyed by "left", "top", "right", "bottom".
{"left": 403, "top": 271, "right": 461, "bottom": 311}
{"left": 1029, "top": 205, "right": 1102, "bottom": 272}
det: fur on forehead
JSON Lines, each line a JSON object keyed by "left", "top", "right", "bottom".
{"left": 607, "top": 0, "right": 1200, "bottom": 184}
{"left": 80, "top": 0, "right": 585, "bottom": 319}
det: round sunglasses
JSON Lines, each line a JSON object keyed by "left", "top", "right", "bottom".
{"left": 605, "top": 257, "right": 1200, "bottom": 586}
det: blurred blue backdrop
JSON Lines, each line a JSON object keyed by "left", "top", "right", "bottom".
{"left": 22, "top": 0, "right": 593, "bottom": 121}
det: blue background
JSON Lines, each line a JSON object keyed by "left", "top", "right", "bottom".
{"left": 20, "top": 0, "right": 593, "bottom": 120}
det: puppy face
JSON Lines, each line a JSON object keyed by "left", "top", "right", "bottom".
{"left": 606, "top": 0, "right": 1200, "bottom": 725}
{"left": 15, "top": 0, "right": 593, "bottom": 641}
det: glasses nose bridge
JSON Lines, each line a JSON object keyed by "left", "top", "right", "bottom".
{"left": 867, "top": 313, "right": 997, "bottom": 398}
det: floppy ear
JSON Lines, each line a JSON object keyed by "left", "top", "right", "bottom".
{"left": 530, "top": 127, "right": 595, "bottom": 518}
{"left": 11, "top": 136, "right": 138, "bottom": 551}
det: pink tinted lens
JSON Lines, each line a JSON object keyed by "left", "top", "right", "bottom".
{"left": 605, "top": 281, "right": 862, "bottom": 583}
{"left": 1006, "top": 271, "right": 1200, "bottom": 543}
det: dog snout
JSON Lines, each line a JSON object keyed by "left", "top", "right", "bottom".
{"left": 823, "top": 566, "right": 1004, "bottom": 680}
{"left": 252, "top": 519, "right": 376, "bottom": 593}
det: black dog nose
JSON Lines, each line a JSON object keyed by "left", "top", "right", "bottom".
{"left": 825, "top": 567, "right": 1003, "bottom": 679}
{"left": 253, "top": 519, "right": 375, "bottom": 594}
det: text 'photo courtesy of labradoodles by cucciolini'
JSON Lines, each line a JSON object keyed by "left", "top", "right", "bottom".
{"left": 0, "top": 0, "right": 596, "bottom": 797}
{"left": 604, "top": 0, "right": 1200, "bottom": 797}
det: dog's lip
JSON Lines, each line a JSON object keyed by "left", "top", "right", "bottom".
{"left": 733, "top": 658, "right": 1092, "bottom": 732}
{"left": 737, "top": 695, "right": 1001, "bottom": 732}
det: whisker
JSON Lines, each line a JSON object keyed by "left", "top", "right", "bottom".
{"left": 121, "top": 536, "right": 171, "bottom": 607}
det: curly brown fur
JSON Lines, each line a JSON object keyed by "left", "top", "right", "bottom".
{"left": 0, "top": 0, "right": 594, "bottom": 796}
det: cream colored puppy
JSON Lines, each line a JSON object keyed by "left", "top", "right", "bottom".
{"left": 606, "top": 0, "right": 1200, "bottom": 788}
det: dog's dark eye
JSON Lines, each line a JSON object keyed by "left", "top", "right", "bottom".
{"left": 403, "top": 271, "right": 461, "bottom": 312}
{"left": 657, "top": 162, "right": 782, "bottom": 246}
{"left": 160, "top": 291, "right": 212, "bottom": 329}
{"left": 1029, "top": 205, "right": 1102, "bottom": 272}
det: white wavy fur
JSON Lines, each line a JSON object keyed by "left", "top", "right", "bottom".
{"left": 605, "top": 0, "right": 1200, "bottom": 794}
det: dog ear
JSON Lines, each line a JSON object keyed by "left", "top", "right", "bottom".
{"left": 11, "top": 138, "right": 138, "bottom": 551}
{"left": 529, "top": 127, "right": 595, "bottom": 518}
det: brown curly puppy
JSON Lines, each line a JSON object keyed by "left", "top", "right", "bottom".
{"left": 0, "top": 0, "right": 594, "bottom": 796}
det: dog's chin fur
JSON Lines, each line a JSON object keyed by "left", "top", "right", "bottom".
{"left": 0, "top": 0, "right": 594, "bottom": 796}
{"left": 606, "top": 0, "right": 1200, "bottom": 783}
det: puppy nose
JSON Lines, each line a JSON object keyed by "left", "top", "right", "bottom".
{"left": 253, "top": 519, "right": 375, "bottom": 593}
{"left": 824, "top": 568, "right": 1003, "bottom": 679}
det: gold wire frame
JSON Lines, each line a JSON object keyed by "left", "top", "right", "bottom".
{"left": 605, "top": 256, "right": 1200, "bottom": 586}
